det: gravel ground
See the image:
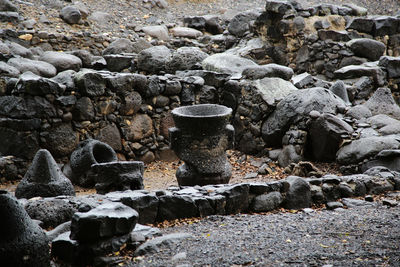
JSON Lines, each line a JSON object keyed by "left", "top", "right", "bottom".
{"left": 14, "top": 0, "right": 400, "bottom": 39}
{"left": 130, "top": 200, "right": 400, "bottom": 266}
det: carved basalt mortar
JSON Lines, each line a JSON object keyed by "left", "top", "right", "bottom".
{"left": 169, "top": 104, "right": 234, "bottom": 186}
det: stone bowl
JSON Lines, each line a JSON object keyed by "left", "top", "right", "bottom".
{"left": 171, "top": 104, "right": 232, "bottom": 134}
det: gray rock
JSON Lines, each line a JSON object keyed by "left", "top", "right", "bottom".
{"left": 250, "top": 77, "right": 298, "bottom": 106}
{"left": 70, "top": 50, "right": 95, "bottom": 68}
{"left": 167, "top": 46, "right": 208, "bottom": 73}
{"left": 367, "top": 114, "right": 400, "bottom": 135}
{"left": 42, "top": 123, "right": 78, "bottom": 158}
{"left": 346, "top": 17, "right": 375, "bottom": 35}
{"left": 265, "top": 0, "right": 296, "bottom": 15}
{"left": 156, "top": 195, "right": 198, "bottom": 221}
{"left": 25, "top": 198, "right": 76, "bottom": 228}
{"left": 74, "top": 69, "right": 106, "bottom": 96}
{"left": 343, "top": 3, "right": 368, "bottom": 16}
{"left": 251, "top": 191, "right": 282, "bottom": 212}
{"left": 309, "top": 113, "right": 353, "bottom": 161}
{"left": 0, "top": 0, "right": 18, "bottom": 12}
{"left": 283, "top": 176, "right": 311, "bottom": 209}
{"left": 242, "top": 63, "right": 294, "bottom": 80}
{"left": 106, "top": 190, "right": 159, "bottom": 224}
{"left": 51, "top": 70, "right": 76, "bottom": 91}
{"left": 91, "top": 161, "right": 144, "bottom": 194}
{"left": 70, "top": 202, "right": 138, "bottom": 242}
{"left": 94, "top": 123, "right": 122, "bottom": 151}
{"left": 46, "top": 221, "right": 71, "bottom": 241}
{"left": 339, "top": 56, "right": 368, "bottom": 68}
{"left": 364, "top": 87, "right": 400, "bottom": 120}
{"left": 72, "top": 96, "right": 94, "bottom": 121}
{"left": 134, "top": 233, "right": 192, "bottom": 256}
{"left": 215, "top": 183, "right": 249, "bottom": 214}
{"left": 88, "top": 11, "right": 112, "bottom": 26}
{"left": 0, "top": 191, "right": 50, "bottom": 267}
{"left": 142, "top": 25, "right": 169, "bottom": 41}
{"left": 102, "top": 38, "right": 136, "bottom": 55}
{"left": 171, "top": 26, "right": 203, "bottom": 38}
{"left": 326, "top": 201, "right": 344, "bottom": 210}
{"left": 278, "top": 144, "right": 302, "bottom": 167}
{"left": 345, "top": 105, "right": 372, "bottom": 120}
{"left": 103, "top": 53, "right": 135, "bottom": 72}
{"left": 361, "top": 149, "right": 400, "bottom": 173}
{"left": 0, "top": 61, "right": 19, "bottom": 77}
{"left": 334, "top": 63, "right": 385, "bottom": 85}
{"left": 261, "top": 87, "right": 346, "bottom": 147}
{"left": 291, "top": 72, "right": 314, "bottom": 88}
{"left": 0, "top": 11, "right": 20, "bottom": 23}
{"left": 6, "top": 41, "right": 33, "bottom": 59}
{"left": 378, "top": 56, "right": 400, "bottom": 78}
{"left": 15, "top": 149, "right": 75, "bottom": 199}
{"left": 121, "top": 113, "right": 154, "bottom": 141}
{"left": 342, "top": 198, "right": 375, "bottom": 207}
{"left": 329, "top": 80, "right": 350, "bottom": 104}
{"left": 202, "top": 53, "right": 257, "bottom": 76}
{"left": 337, "top": 135, "right": 400, "bottom": 164}
{"left": 0, "top": 95, "right": 57, "bottom": 119}
{"left": 39, "top": 51, "right": 82, "bottom": 72}
{"left": 60, "top": 5, "right": 81, "bottom": 24}
{"left": 7, "top": 57, "right": 57, "bottom": 78}
{"left": 318, "top": 30, "right": 351, "bottom": 42}
{"left": 0, "top": 126, "right": 40, "bottom": 159}
{"left": 14, "top": 71, "right": 65, "bottom": 96}
{"left": 137, "top": 45, "right": 172, "bottom": 73}
{"left": 346, "top": 38, "right": 385, "bottom": 61}
{"left": 228, "top": 11, "right": 259, "bottom": 37}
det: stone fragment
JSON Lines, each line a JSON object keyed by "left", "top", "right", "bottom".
{"left": 215, "top": 183, "right": 249, "bottom": 214}
{"left": 14, "top": 71, "right": 65, "bottom": 96}
{"left": 251, "top": 191, "right": 282, "bottom": 212}
{"left": 0, "top": 191, "right": 50, "bottom": 267}
{"left": 167, "top": 46, "right": 208, "bottom": 73}
{"left": 329, "top": 80, "right": 350, "bottom": 104}
{"left": 283, "top": 176, "right": 311, "bottom": 209}
{"left": 142, "top": 25, "right": 169, "bottom": 40}
{"left": 103, "top": 38, "right": 136, "bottom": 55}
{"left": 137, "top": 45, "right": 172, "bottom": 73}
{"left": 337, "top": 135, "right": 400, "bottom": 164}
{"left": 251, "top": 77, "right": 297, "bottom": 106}
{"left": 134, "top": 233, "right": 192, "bottom": 256}
{"left": 261, "top": 88, "right": 346, "bottom": 147}
{"left": 25, "top": 198, "right": 76, "bottom": 228}
{"left": 364, "top": 87, "right": 400, "bottom": 119}
{"left": 228, "top": 11, "right": 259, "bottom": 37}
{"left": 74, "top": 69, "right": 106, "bottom": 96}
{"left": 70, "top": 202, "right": 138, "bottom": 242}
{"left": 60, "top": 6, "right": 81, "bottom": 24}
{"left": 242, "top": 63, "right": 294, "bottom": 80}
{"left": 156, "top": 195, "right": 198, "bottom": 221}
{"left": 42, "top": 123, "right": 78, "bottom": 157}
{"left": 378, "top": 56, "right": 400, "bottom": 78}
{"left": 39, "top": 51, "right": 82, "bottom": 72}
{"left": 106, "top": 190, "right": 159, "bottom": 224}
{"left": 7, "top": 57, "right": 57, "bottom": 78}
{"left": 103, "top": 53, "right": 135, "bottom": 72}
{"left": 0, "top": 61, "right": 19, "bottom": 77}
{"left": 92, "top": 161, "right": 144, "bottom": 194}
{"left": 202, "top": 53, "right": 257, "bottom": 76}
{"left": 346, "top": 38, "right": 385, "bottom": 61}
{"left": 171, "top": 26, "right": 203, "bottom": 38}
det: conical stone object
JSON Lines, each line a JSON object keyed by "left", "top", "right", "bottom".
{"left": 15, "top": 149, "right": 75, "bottom": 199}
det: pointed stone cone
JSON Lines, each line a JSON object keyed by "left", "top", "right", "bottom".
{"left": 0, "top": 190, "right": 50, "bottom": 266}
{"left": 15, "top": 149, "right": 75, "bottom": 199}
